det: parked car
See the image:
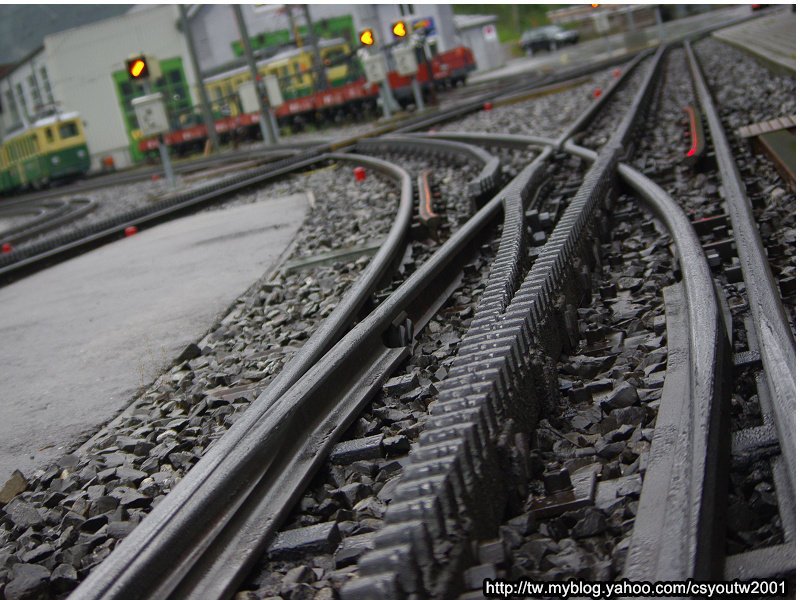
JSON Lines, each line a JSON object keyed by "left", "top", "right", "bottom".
{"left": 519, "top": 25, "right": 580, "bottom": 55}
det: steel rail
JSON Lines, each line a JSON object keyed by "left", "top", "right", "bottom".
{"left": 345, "top": 48, "right": 666, "bottom": 599}
{"left": 402, "top": 125, "right": 741, "bottom": 583}
{"left": 685, "top": 41, "right": 795, "bottom": 491}
{"left": 567, "top": 141, "right": 731, "bottom": 581}
{"left": 0, "top": 146, "right": 307, "bottom": 207}
{"left": 428, "top": 112, "right": 788, "bottom": 583}
{"left": 0, "top": 198, "right": 96, "bottom": 245}
{"left": 71, "top": 152, "right": 416, "bottom": 600}
{"left": 355, "top": 135, "right": 501, "bottom": 200}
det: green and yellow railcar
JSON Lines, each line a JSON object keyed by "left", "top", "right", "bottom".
{"left": 0, "top": 112, "right": 91, "bottom": 194}
{"left": 203, "top": 38, "right": 355, "bottom": 117}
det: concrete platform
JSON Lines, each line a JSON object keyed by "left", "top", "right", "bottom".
{"left": 713, "top": 8, "right": 796, "bottom": 73}
{"left": 0, "top": 192, "right": 308, "bottom": 483}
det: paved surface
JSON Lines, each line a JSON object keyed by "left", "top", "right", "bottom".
{"left": 0, "top": 193, "right": 308, "bottom": 483}
{"left": 470, "top": 6, "right": 753, "bottom": 85}
{"left": 713, "top": 8, "right": 796, "bottom": 73}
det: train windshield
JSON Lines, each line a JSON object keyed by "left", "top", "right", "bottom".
{"left": 59, "top": 122, "right": 79, "bottom": 139}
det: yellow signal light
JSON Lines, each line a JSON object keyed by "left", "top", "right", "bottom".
{"left": 392, "top": 20, "right": 407, "bottom": 38}
{"left": 126, "top": 56, "right": 150, "bottom": 80}
{"left": 359, "top": 29, "right": 375, "bottom": 46}
{"left": 130, "top": 60, "right": 145, "bottom": 77}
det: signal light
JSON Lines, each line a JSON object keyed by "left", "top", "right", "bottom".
{"left": 126, "top": 55, "right": 149, "bottom": 80}
{"left": 391, "top": 20, "right": 408, "bottom": 38}
{"left": 359, "top": 29, "right": 375, "bottom": 46}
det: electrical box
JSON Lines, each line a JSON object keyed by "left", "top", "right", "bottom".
{"left": 593, "top": 13, "right": 611, "bottom": 34}
{"left": 362, "top": 53, "right": 387, "bottom": 84}
{"left": 131, "top": 93, "right": 169, "bottom": 137}
{"left": 238, "top": 81, "right": 261, "bottom": 114}
{"left": 392, "top": 45, "right": 418, "bottom": 77}
{"left": 263, "top": 74, "right": 283, "bottom": 108}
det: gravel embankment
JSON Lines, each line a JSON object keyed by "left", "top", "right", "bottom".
{"left": 441, "top": 71, "right": 616, "bottom": 139}
{"left": 0, "top": 163, "right": 401, "bottom": 599}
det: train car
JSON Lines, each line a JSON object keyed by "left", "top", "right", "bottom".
{"left": 0, "top": 112, "right": 91, "bottom": 194}
{"left": 137, "top": 39, "right": 477, "bottom": 157}
{"left": 388, "top": 46, "right": 477, "bottom": 103}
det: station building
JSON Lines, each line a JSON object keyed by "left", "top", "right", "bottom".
{"left": 0, "top": 5, "right": 500, "bottom": 172}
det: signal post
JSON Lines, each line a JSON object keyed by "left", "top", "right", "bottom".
{"left": 358, "top": 28, "right": 393, "bottom": 120}
{"left": 126, "top": 55, "right": 176, "bottom": 188}
{"left": 390, "top": 20, "right": 424, "bottom": 111}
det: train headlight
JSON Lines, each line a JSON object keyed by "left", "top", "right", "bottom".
{"left": 77, "top": 149, "right": 86, "bottom": 158}
{"left": 51, "top": 156, "right": 61, "bottom": 164}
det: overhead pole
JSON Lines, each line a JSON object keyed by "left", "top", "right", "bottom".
{"left": 179, "top": 4, "right": 219, "bottom": 153}
{"left": 233, "top": 4, "right": 276, "bottom": 145}
{"left": 285, "top": 5, "right": 300, "bottom": 48}
{"left": 301, "top": 4, "right": 328, "bottom": 92}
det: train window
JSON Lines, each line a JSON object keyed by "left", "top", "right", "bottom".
{"left": 59, "top": 122, "right": 79, "bottom": 139}
{"left": 45, "top": 128, "right": 54, "bottom": 143}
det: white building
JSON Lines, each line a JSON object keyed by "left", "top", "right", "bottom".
{"left": 43, "top": 5, "right": 199, "bottom": 170}
{"left": 453, "top": 14, "right": 502, "bottom": 73}
{"left": 0, "top": 47, "right": 56, "bottom": 133}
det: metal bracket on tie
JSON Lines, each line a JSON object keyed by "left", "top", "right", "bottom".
{"left": 383, "top": 311, "right": 414, "bottom": 348}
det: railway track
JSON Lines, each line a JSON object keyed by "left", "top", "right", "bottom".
{"left": 27, "top": 44, "right": 646, "bottom": 600}
{"left": 0, "top": 11, "right": 792, "bottom": 600}
{"left": 0, "top": 197, "right": 95, "bottom": 248}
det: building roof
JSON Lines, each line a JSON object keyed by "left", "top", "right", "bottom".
{"left": 0, "top": 45, "right": 44, "bottom": 82}
{"left": 453, "top": 14, "right": 497, "bottom": 31}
